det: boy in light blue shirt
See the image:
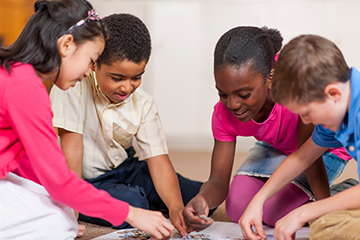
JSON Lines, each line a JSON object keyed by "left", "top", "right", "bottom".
{"left": 239, "top": 34, "right": 360, "bottom": 240}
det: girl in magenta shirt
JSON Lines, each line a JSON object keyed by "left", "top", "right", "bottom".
{"left": 182, "top": 26, "right": 351, "bottom": 233}
{"left": 0, "top": 1, "right": 173, "bottom": 239}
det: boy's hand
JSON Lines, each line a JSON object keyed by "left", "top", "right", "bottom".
{"left": 238, "top": 199, "right": 266, "bottom": 240}
{"left": 273, "top": 207, "right": 307, "bottom": 240}
{"left": 182, "top": 195, "right": 214, "bottom": 232}
{"left": 169, "top": 207, "right": 187, "bottom": 237}
{"left": 126, "top": 206, "right": 174, "bottom": 240}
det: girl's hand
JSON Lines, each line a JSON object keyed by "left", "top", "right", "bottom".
{"left": 182, "top": 195, "right": 214, "bottom": 232}
{"left": 273, "top": 207, "right": 307, "bottom": 240}
{"left": 238, "top": 200, "right": 266, "bottom": 240}
{"left": 169, "top": 207, "right": 187, "bottom": 237}
{"left": 126, "top": 206, "right": 174, "bottom": 240}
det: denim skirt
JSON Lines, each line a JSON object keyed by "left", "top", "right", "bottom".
{"left": 235, "top": 141, "right": 348, "bottom": 200}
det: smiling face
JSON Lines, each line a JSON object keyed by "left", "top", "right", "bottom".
{"left": 215, "top": 64, "right": 273, "bottom": 122}
{"left": 56, "top": 36, "right": 105, "bottom": 90}
{"left": 93, "top": 60, "right": 146, "bottom": 104}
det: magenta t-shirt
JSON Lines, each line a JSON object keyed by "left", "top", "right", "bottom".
{"left": 212, "top": 101, "right": 351, "bottom": 160}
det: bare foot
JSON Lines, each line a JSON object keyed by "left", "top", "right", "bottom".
{"left": 76, "top": 224, "right": 86, "bottom": 238}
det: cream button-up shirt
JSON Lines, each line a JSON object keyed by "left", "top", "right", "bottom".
{"left": 50, "top": 72, "right": 168, "bottom": 179}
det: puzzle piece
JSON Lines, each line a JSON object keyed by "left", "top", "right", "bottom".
{"left": 199, "top": 214, "right": 212, "bottom": 221}
{"left": 265, "top": 234, "right": 276, "bottom": 240}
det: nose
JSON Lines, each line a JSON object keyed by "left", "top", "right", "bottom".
{"left": 120, "top": 80, "right": 132, "bottom": 93}
{"left": 83, "top": 68, "right": 91, "bottom": 78}
{"left": 227, "top": 95, "right": 241, "bottom": 110}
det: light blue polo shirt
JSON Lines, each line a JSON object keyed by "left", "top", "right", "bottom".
{"left": 312, "top": 67, "right": 360, "bottom": 177}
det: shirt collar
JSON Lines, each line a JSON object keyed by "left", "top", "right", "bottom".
{"left": 346, "top": 67, "right": 360, "bottom": 135}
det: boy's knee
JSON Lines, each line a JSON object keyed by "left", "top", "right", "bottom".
{"left": 177, "top": 174, "right": 203, "bottom": 204}
{"left": 79, "top": 184, "right": 150, "bottom": 228}
{"left": 115, "top": 184, "right": 149, "bottom": 209}
{"left": 310, "top": 213, "right": 340, "bottom": 240}
{"left": 310, "top": 210, "right": 360, "bottom": 240}
{"left": 97, "top": 182, "right": 150, "bottom": 209}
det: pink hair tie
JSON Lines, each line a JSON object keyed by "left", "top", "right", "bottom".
{"left": 67, "top": 9, "right": 100, "bottom": 32}
{"left": 274, "top": 54, "right": 279, "bottom": 61}
{"left": 87, "top": 10, "right": 100, "bottom": 21}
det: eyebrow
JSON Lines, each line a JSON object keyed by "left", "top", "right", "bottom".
{"left": 109, "top": 71, "right": 145, "bottom": 78}
{"left": 216, "top": 86, "right": 252, "bottom": 92}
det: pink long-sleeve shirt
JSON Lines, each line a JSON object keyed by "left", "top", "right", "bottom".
{"left": 0, "top": 63, "right": 129, "bottom": 226}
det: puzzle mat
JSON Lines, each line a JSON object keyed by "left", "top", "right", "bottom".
{"left": 93, "top": 221, "right": 309, "bottom": 239}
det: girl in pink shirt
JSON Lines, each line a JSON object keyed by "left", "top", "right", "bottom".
{"left": 183, "top": 26, "right": 351, "bottom": 233}
{"left": 0, "top": 1, "right": 173, "bottom": 239}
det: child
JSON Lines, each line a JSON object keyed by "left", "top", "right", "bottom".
{"left": 0, "top": 1, "right": 173, "bottom": 239}
{"left": 182, "top": 26, "right": 351, "bottom": 233}
{"left": 239, "top": 34, "right": 360, "bottom": 240}
{"left": 49, "top": 13, "right": 202, "bottom": 236}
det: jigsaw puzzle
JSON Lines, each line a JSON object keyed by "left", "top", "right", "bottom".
{"left": 116, "top": 229, "right": 245, "bottom": 240}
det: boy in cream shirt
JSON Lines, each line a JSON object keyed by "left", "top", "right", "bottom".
{"left": 50, "top": 13, "right": 202, "bottom": 235}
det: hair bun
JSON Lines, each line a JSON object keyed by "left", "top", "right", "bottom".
{"left": 261, "top": 26, "right": 283, "bottom": 54}
{"left": 34, "top": 0, "right": 48, "bottom": 12}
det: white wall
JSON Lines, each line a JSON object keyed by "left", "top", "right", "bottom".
{"left": 91, "top": 0, "right": 360, "bottom": 151}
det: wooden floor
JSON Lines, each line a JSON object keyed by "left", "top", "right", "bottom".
{"left": 80, "top": 150, "right": 358, "bottom": 239}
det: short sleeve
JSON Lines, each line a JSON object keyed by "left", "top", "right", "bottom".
{"left": 211, "top": 102, "right": 236, "bottom": 142}
{"left": 312, "top": 125, "right": 343, "bottom": 148}
{"left": 135, "top": 99, "right": 168, "bottom": 160}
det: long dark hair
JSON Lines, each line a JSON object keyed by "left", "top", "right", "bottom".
{"left": 0, "top": 0, "right": 106, "bottom": 75}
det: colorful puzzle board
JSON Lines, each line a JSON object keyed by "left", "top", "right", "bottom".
{"left": 93, "top": 221, "right": 309, "bottom": 240}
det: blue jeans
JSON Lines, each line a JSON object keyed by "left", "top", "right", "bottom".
{"left": 236, "top": 141, "right": 347, "bottom": 198}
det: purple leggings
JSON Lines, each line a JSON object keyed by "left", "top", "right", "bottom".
{"left": 225, "top": 175, "right": 310, "bottom": 227}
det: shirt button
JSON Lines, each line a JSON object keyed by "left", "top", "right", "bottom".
{"left": 115, "top": 156, "right": 119, "bottom": 160}
{"left": 349, "top": 146, "right": 355, "bottom": 152}
{"left": 109, "top": 142, "right": 114, "bottom": 147}
{"left": 106, "top": 127, "right": 110, "bottom": 132}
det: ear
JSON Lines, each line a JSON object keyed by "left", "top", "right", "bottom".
{"left": 57, "top": 34, "right": 75, "bottom": 57}
{"left": 324, "top": 83, "right": 342, "bottom": 102}
{"left": 90, "top": 61, "right": 97, "bottom": 71}
{"left": 267, "top": 69, "right": 274, "bottom": 90}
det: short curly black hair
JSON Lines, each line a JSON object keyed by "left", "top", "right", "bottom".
{"left": 96, "top": 13, "right": 151, "bottom": 68}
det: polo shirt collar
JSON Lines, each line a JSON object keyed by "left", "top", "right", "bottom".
{"left": 346, "top": 67, "right": 360, "bottom": 136}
